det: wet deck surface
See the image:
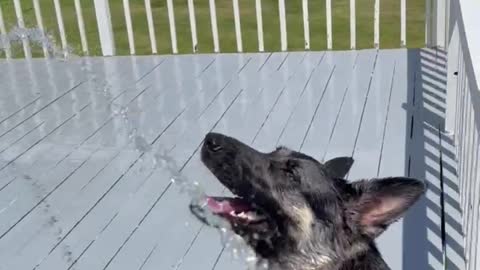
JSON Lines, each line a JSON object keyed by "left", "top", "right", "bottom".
{"left": 0, "top": 49, "right": 465, "bottom": 270}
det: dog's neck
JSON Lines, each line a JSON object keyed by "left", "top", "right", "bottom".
{"left": 265, "top": 254, "right": 391, "bottom": 270}
{"left": 335, "top": 249, "right": 391, "bottom": 270}
{"left": 261, "top": 242, "right": 391, "bottom": 270}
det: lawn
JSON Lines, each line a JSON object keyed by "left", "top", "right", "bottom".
{"left": 0, "top": 0, "right": 425, "bottom": 57}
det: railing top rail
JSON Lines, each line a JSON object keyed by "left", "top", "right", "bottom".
{"left": 455, "top": 0, "right": 480, "bottom": 89}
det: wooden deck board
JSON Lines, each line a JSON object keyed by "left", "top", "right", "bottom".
{"left": 4, "top": 54, "right": 244, "bottom": 270}
{"left": 0, "top": 49, "right": 465, "bottom": 270}
{"left": 373, "top": 49, "right": 414, "bottom": 270}
{"left": 321, "top": 49, "right": 378, "bottom": 161}
{"left": 0, "top": 58, "right": 170, "bottom": 239}
{"left": 299, "top": 51, "right": 358, "bottom": 161}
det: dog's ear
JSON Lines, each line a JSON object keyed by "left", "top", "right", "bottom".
{"left": 323, "top": 157, "right": 354, "bottom": 178}
{"left": 348, "top": 177, "right": 425, "bottom": 238}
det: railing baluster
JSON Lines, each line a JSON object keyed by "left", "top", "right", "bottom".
{"left": 469, "top": 122, "right": 478, "bottom": 253}
{"left": 123, "top": 0, "right": 135, "bottom": 55}
{"left": 209, "top": 0, "right": 220, "bottom": 53}
{"left": 278, "top": 0, "right": 287, "bottom": 51}
{"left": 32, "top": 0, "right": 48, "bottom": 57}
{"left": 326, "top": 0, "right": 332, "bottom": 49}
{"left": 454, "top": 47, "right": 463, "bottom": 140}
{"left": 166, "top": 0, "right": 178, "bottom": 54}
{"left": 462, "top": 87, "right": 472, "bottom": 219}
{"left": 144, "top": 0, "right": 157, "bottom": 54}
{"left": 374, "top": 0, "right": 380, "bottom": 48}
{"left": 465, "top": 96, "right": 473, "bottom": 219}
{"left": 455, "top": 77, "right": 459, "bottom": 141}
{"left": 255, "top": 0, "right": 264, "bottom": 52}
{"left": 232, "top": 0, "right": 243, "bottom": 52}
{"left": 468, "top": 131, "right": 479, "bottom": 270}
{"left": 459, "top": 64, "right": 468, "bottom": 208}
{"left": 475, "top": 151, "right": 480, "bottom": 270}
{"left": 93, "top": 0, "right": 115, "bottom": 56}
{"left": 401, "top": 0, "right": 406, "bottom": 46}
{"left": 445, "top": 25, "right": 459, "bottom": 133}
{"left": 53, "top": 0, "right": 68, "bottom": 56}
{"left": 350, "top": 0, "right": 356, "bottom": 49}
{"left": 302, "top": 0, "right": 310, "bottom": 50}
{"left": 425, "top": 0, "right": 431, "bottom": 46}
{"left": 13, "top": 0, "right": 31, "bottom": 58}
{"left": 187, "top": 0, "right": 198, "bottom": 53}
{"left": 74, "top": 0, "right": 89, "bottom": 55}
{"left": 0, "top": 4, "right": 12, "bottom": 59}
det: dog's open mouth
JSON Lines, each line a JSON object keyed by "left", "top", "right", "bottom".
{"left": 207, "top": 196, "right": 266, "bottom": 223}
{"left": 191, "top": 196, "right": 267, "bottom": 226}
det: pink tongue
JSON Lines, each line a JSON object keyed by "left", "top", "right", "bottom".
{"left": 206, "top": 197, "right": 251, "bottom": 214}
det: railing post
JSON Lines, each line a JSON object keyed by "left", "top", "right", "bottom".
{"left": 93, "top": 0, "right": 115, "bottom": 56}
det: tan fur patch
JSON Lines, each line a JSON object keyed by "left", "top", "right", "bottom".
{"left": 316, "top": 255, "right": 333, "bottom": 266}
{"left": 291, "top": 205, "right": 314, "bottom": 238}
{"left": 292, "top": 254, "right": 332, "bottom": 270}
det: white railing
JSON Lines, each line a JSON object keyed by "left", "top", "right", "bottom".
{"left": 0, "top": 0, "right": 478, "bottom": 267}
{"left": 445, "top": 0, "right": 480, "bottom": 269}
{"left": 0, "top": 0, "right": 450, "bottom": 58}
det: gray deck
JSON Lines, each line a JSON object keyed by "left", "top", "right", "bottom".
{"left": 0, "top": 49, "right": 465, "bottom": 270}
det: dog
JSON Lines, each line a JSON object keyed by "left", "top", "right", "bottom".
{"left": 190, "top": 132, "right": 425, "bottom": 270}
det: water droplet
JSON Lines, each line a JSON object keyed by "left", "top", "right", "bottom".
{"left": 128, "top": 128, "right": 138, "bottom": 140}
{"left": 134, "top": 136, "right": 151, "bottom": 153}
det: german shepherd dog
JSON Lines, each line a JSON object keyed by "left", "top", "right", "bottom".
{"left": 190, "top": 132, "right": 425, "bottom": 270}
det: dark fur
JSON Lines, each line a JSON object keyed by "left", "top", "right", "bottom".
{"left": 190, "top": 132, "right": 425, "bottom": 270}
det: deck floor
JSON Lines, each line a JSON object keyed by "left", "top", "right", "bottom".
{"left": 0, "top": 49, "right": 465, "bottom": 270}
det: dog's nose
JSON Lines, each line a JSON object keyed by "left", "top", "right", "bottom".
{"left": 204, "top": 133, "right": 223, "bottom": 152}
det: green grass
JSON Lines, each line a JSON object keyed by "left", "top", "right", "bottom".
{"left": 0, "top": 0, "right": 425, "bottom": 57}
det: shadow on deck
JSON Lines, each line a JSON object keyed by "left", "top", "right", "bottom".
{"left": 0, "top": 48, "right": 465, "bottom": 270}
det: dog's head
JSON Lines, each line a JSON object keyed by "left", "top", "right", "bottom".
{"left": 190, "top": 132, "right": 425, "bottom": 269}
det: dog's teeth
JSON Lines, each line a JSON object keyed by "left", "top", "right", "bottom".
{"left": 246, "top": 211, "right": 264, "bottom": 221}
{"left": 237, "top": 212, "right": 248, "bottom": 218}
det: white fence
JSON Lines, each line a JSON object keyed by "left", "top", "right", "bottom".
{"left": 0, "top": 0, "right": 449, "bottom": 58}
{"left": 0, "top": 0, "right": 479, "bottom": 267}
{"left": 445, "top": 0, "right": 480, "bottom": 269}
